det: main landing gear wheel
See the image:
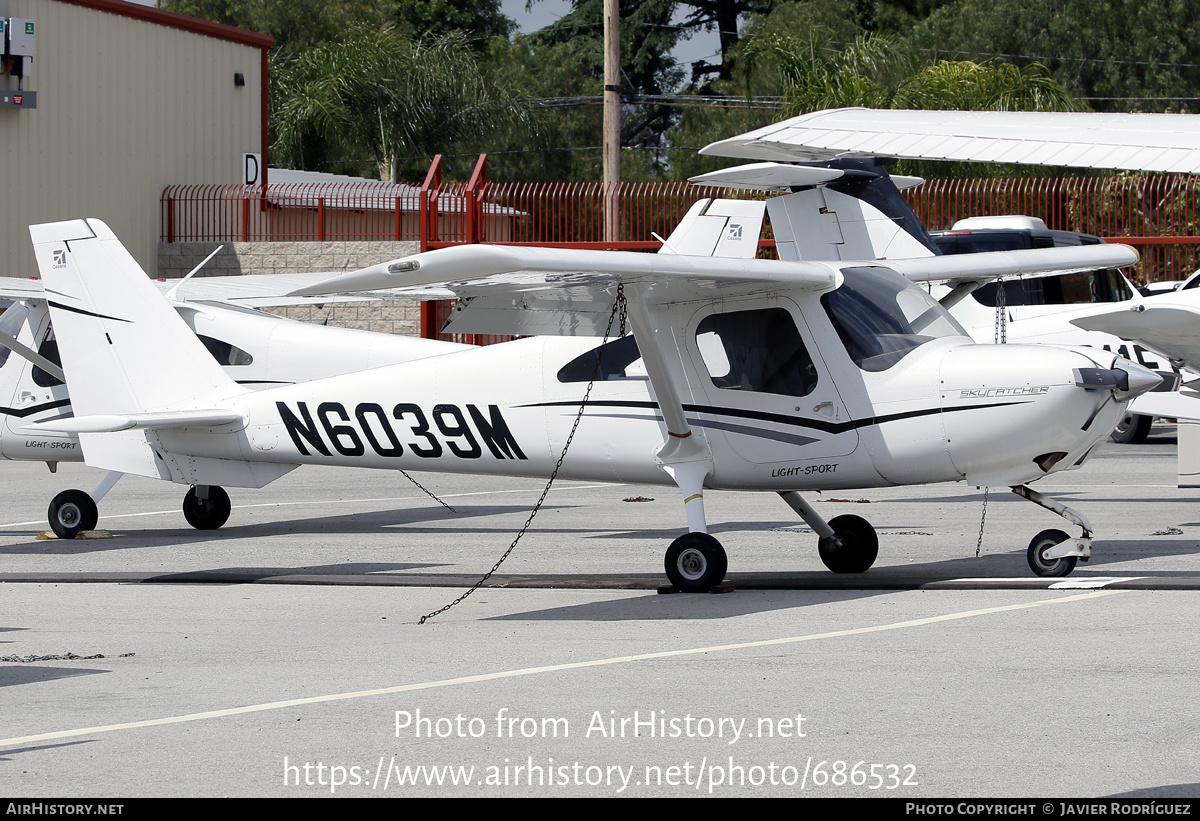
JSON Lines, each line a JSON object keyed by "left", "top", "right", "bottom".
{"left": 1027, "top": 529, "right": 1078, "bottom": 577}
{"left": 818, "top": 514, "right": 879, "bottom": 573}
{"left": 664, "top": 532, "right": 728, "bottom": 592}
{"left": 47, "top": 489, "right": 99, "bottom": 540}
{"left": 182, "top": 486, "right": 231, "bottom": 530}
{"left": 1110, "top": 413, "right": 1152, "bottom": 445}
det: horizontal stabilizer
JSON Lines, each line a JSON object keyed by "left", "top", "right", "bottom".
{"left": 20, "top": 409, "right": 244, "bottom": 434}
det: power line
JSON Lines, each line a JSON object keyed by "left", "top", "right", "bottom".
{"left": 886, "top": 43, "right": 1200, "bottom": 69}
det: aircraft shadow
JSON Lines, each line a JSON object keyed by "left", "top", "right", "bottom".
{"left": 0, "top": 503, "right": 553, "bottom": 555}
{"left": 486, "top": 588, "right": 885, "bottom": 621}
{"left": 0, "top": 740, "right": 96, "bottom": 761}
{"left": 0, "top": 665, "right": 107, "bottom": 688}
{"left": 144, "top": 561, "right": 450, "bottom": 582}
{"left": 1109, "top": 784, "right": 1200, "bottom": 797}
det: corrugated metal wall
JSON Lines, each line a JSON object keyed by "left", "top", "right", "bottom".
{"left": 0, "top": 0, "right": 263, "bottom": 279}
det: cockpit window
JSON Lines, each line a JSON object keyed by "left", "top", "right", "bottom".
{"left": 557, "top": 334, "right": 642, "bottom": 382}
{"left": 198, "top": 335, "right": 254, "bottom": 366}
{"left": 695, "top": 307, "right": 818, "bottom": 397}
{"left": 0, "top": 302, "right": 29, "bottom": 371}
{"left": 32, "top": 327, "right": 64, "bottom": 387}
{"left": 823, "top": 266, "right": 968, "bottom": 372}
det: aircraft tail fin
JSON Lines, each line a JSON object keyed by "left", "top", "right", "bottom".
{"left": 30, "top": 219, "right": 244, "bottom": 420}
{"left": 656, "top": 198, "right": 766, "bottom": 258}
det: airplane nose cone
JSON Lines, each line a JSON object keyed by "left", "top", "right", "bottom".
{"left": 1114, "top": 360, "right": 1163, "bottom": 399}
{"left": 1072, "top": 359, "right": 1162, "bottom": 399}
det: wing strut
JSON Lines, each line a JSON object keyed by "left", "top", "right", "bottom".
{"left": 625, "top": 289, "right": 715, "bottom": 535}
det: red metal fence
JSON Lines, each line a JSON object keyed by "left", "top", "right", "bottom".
{"left": 161, "top": 158, "right": 1200, "bottom": 341}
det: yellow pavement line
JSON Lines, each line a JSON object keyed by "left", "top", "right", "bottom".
{"left": 0, "top": 590, "right": 1123, "bottom": 748}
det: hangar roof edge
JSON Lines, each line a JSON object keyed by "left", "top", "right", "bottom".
{"left": 52, "top": 0, "right": 275, "bottom": 50}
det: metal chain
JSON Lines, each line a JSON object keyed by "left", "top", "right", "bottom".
{"left": 994, "top": 278, "right": 1008, "bottom": 344}
{"left": 399, "top": 468, "right": 456, "bottom": 513}
{"left": 418, "top": 284, "right": 628, "bottom": 624}
{"left": 975, "top": 487, "right": 989, "bottom": 558}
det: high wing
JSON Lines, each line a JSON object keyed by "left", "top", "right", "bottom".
{"left": 288, "top": 241, "right": 1137, "bottom": 336}
{"left": 289, "top": 244, "right": 840, "bottom": 336}
{"left": 701, "top": 107, "right": 1200, "bottom": 173}
{"left": 1071, "top": 294, "right": 1200, "bottom": 372}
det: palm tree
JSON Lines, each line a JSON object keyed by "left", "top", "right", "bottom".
{"left": 746, "top": 31, "right": 1084, "bottom": 118}
{"left": 270, "top": 28, "right": 531, "bottom": 180}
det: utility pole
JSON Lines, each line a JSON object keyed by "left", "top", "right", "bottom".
{"left": 603, "top": 0, "right": 620, "bottom": 244}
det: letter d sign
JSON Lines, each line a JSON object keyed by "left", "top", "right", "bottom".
{"left": 242, "top": 153, "right": 261, "bottom": 186}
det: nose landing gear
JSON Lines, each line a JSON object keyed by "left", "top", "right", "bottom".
{"left": 1011, "top": 485, "right": 1091, "bottom": 578}
{"left": 1027, "top": 528, "right": 1078, "bottom": 577}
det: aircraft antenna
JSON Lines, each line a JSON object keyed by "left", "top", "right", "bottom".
{"left": 164, "top": 245, "right": 224, "bottom": 301}
{"left": 418, "top": 285, "right": 629, "bottom": 625}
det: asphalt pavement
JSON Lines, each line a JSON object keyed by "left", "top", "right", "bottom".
{"left": 1, "top": 424, "right": 1198, "bottom": 797}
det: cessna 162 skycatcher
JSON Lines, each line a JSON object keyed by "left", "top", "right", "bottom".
{"left": 0, "top": 203, "right": 763, "bottom": 531}
{"left": 20, "top": 199, "right": 1156, "bottom": 587}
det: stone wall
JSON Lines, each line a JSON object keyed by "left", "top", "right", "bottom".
{"left": 157, "top": 241, "right": 422, "bottom": 336}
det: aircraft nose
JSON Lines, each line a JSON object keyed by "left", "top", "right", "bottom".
{"left": 1073, "top": 359, "right": 1162, "bottom": 400}
{"left": 1115, "top": 360, "right": 1163, "bottom": 398}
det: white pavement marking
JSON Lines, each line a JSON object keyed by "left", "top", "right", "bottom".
{"left": 0, "top": 484, "right": 618, "bottom": 529}
{"left": 1049, "top": 577, "right": 1144, "bottom": 589}
{"left": 0, "top": 589, "right": 1124, "bottom": 749}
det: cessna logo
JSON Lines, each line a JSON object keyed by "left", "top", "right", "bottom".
{"left": 727, "top": 223, "right": 743, "bottom": 240}
{"left": 277, "top": 401, "right": 527, "bottom": 461}
{"left": 52, "top": 250, "right": 67, "bottom": 267}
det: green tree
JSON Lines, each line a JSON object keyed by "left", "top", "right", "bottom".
{"left": 270, "top": 28, "right": 531, "bottom": 179}
{"left": 909, "top": 0, "right": 1200, "bottom": 112}
{"left": 476, "top": 35, "right": 605, "bottom": 181}
{"left": 390, "top": 0, "right": 514, "bottom": 43}
{"left": 163, "top": 0, "right": 388, "bottom": 54}
{"left": 538, "top": 0, "right": 683, "bottom": 163}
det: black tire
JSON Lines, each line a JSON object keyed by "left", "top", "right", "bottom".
{"left": 818, "top": 514, "right": 879, "bottom": 573}
{"left": 182, "top": 486, "right": 231, "bottom": 530}
{"left": 664, "top": 532, "right": 728, "bottom": 592}
{"left": 47, "top": 489, "right": 98, "bottom": 540}
{"left": 1027, "top": 528, "right": 1078, "bottom": 577}
{"left": 1110, "top": 414, "right": 1152, "bottom": 444}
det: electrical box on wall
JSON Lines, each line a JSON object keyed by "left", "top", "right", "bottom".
{"left": 7, "top": 18, "right": 35, "bottom": 57}
{"left": 2, "top": 17, "right": 37, "bottom": 108}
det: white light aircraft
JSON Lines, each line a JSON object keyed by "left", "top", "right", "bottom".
{"left": 0, "top": 201, "right": 766, "bottom": 533}
{"left": 20, "top": 204, "right": 1156, "bottom": 587}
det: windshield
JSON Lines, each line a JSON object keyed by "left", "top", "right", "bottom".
{"left": 822, "top": 267, "right": 968, "bottom": 372}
